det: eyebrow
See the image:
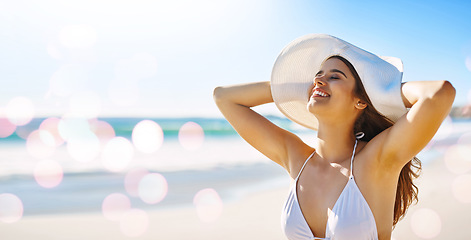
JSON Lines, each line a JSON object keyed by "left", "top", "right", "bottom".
{"left": 316, "top": 69, "right": 348, "bottom": 78}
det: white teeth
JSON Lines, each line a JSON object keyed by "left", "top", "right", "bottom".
{"left": 314, "top": 90, "right": 329, "bottom": 97}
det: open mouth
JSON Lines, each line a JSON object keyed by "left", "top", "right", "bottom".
{"left": 312, "top": 89, "right": 330, "bottom": 98}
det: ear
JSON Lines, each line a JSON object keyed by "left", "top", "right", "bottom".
{"left": 355, "top": 100, "right": 367, "bottom": 110}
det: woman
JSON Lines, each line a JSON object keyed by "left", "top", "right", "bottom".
{"left": 213, "top": 34, "right": 455, "bottom": 240}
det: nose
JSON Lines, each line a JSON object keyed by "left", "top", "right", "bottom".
{"left": 314, "top": 74, "right": 326, "bottom": 86}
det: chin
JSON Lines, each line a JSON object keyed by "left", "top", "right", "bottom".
{"left": 307, "top": 98, "right": 331, "bottom": 117}
{"left": 307, "top": 101, "right": 320, "bottom": 115}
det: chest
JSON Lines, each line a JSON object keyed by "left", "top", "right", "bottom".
{"left": 293, "top": 162, "right": 397, "bottom": 239}
{"left": 296, "top": 167, "right": 351, "bottom": 237}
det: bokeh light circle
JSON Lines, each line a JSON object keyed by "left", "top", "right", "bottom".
{"left": 193, "top": 188, "right": 223, "bottom": 222}
{"left": 410, "top": 208, "right": 441, "bottom": 239}
{"left": 26, "top": 130, "right": 56, "bottom": 159}
{"left": 102, "top": 137, "right": 134, "bottom": 172}
{"left": 444, "top": 144, "right": 471, "bottom": 174}
{"left": 57, "top": 116, "right": 92, "bottom": 141}
{"left": 5, "top": 97, "right": 35, "bottom": 126}
{"left": 39, "top": 130, "right": 56, "bottom": 147}
{"left": 138, "top": 173, "right": 168, "bottom": 204}
{"left": 102, "top": 193, "right": 131, "bottom": 221}
{"left": 132, "top": 120, "right": 164, "bottom": 154}
{"left": 124, "top": 168, "right": 150, "bottom": 197}
{"left": 39, "top": 117, "right": 65, "bottom": 147}
{"left": 34, "top": 160, "right": 64, "bottom": 188}
{"left": 0, "top": 118, "right": 16, "bottom": 138}
{"left": 452, "top": 174, "right": 471, "bottom": 203}
{"left": 120, "top": 208, "right": 149, "bottom": 237}
{"left": 67, "top": 133, "right": 101, "bottom": 163}
{"left": 0, "top": 193, "right": 23, "bottom": 223}
{"left": 89, "top": 119, "right": 116, "bottom": 146}
{"left": 178, "top": 122, "right": 205, "bottom": 151}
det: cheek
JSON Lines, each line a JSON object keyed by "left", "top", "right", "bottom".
{"left": 333, "top": 84, "right": 353, "bottom": 98}
{"left": 332, "top": 86, "right": 356, "bottom": 106}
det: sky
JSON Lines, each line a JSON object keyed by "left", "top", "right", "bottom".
{"left": 0, "top": 0, "right": 470, "bottom": 118}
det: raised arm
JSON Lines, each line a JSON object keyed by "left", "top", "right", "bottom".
{"left": 213, "top": 81, "right": 307, "bottom": 171}
{"left": 374, "top": 80, "right": 456, "bottom": 169}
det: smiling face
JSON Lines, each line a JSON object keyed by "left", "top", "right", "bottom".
{"left": 307, "top": 56, "right": 366, "bottom": 125}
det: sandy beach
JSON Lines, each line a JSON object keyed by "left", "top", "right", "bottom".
{"left": 2, "top": 149, "right": 471, "bottom": 240}
{"left": 0, "top": 187, "right": 288, "bottom": 240}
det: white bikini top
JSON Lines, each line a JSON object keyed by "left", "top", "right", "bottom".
{"left": 281, "top": 139, "right": 378, "bottom": 240}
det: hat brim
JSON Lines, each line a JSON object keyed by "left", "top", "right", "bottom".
{"left": 271, "top": 34, "right": 407, "bottom": 130}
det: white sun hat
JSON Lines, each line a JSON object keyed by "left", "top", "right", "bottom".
{"left": 271, "top": 34, "right": 408, "bottom": 130}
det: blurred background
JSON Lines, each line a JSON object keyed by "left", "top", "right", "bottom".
{"left": 0, "top": 0, "right": 470, "bottom": 239}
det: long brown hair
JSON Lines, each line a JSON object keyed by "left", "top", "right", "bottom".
{"left": 328, "top": 55, "right": 422, "bottom": 227}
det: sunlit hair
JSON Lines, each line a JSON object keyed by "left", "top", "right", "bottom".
{"left": 327, "top": 55, "right": 422, "bottom": 227}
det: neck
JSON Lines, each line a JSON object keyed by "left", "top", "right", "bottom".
{"left": 316, "top": 121, "right": 357, "bottom": 164}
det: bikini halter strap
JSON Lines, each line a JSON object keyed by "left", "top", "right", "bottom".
{"left": 295, "top": 151, "right": 316, "bottom": 181}
{"left": 350, "top": 132, "right": 365, "bottom": 178}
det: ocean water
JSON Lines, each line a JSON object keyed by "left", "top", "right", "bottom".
{"left": 0, "top": 116, "right": 301, "bottom": 174}
{"left": 0, "top": 116, "right": 297, "bottom": 217}
{"left": 0, "top": 116, "right": 470, "bottom": 218}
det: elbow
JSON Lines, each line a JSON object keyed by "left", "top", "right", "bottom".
{"left": 443, "top": 80, "right": 456, "bottom": 96}
{"left": 439, "top": 80, "right": 456, "bottom": 103}
{"left": 213, "top": 86, "right": 225, "bottom": 104}
{"left": 428, "top": 81, "right": 456, "bottom": 109}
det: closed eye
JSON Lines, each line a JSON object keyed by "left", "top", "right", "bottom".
{"left": 330, "top": 69, "right": 347, "bottom": 78}
{"left": 329, "top": 74, "right": 340, "bottom": 80}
